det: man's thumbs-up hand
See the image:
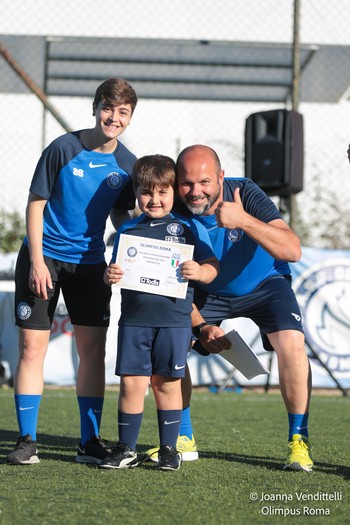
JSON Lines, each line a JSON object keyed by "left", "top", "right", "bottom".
{"left": 214, "top": 187, "right": 245, "bottom": 229}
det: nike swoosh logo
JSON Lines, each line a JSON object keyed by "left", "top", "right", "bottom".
{"left": 89, "top": 161, "right": 107, "bottom": 168}
{"left": 118, "top": 422, "right": 130, "bottom": 426}
{"left": 103, "top": 314, "right": 110, "bottom": 321}
{"left": 150, "top": 222, "right": 166, "bottom": 227}
{"left": 175, "top": 364, "right": 186, "bottom": 370}
{"left": 94, "top": 409, "right": 102, "bottom": 414}
{"left": 164, "top": 420, "right": 180, "bottom": 425}
{"left": 19, "top": 406, "right": 35, "bottom": 411}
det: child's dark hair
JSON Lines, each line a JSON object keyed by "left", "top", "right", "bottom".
{"left": 132, "top": 155, "right": 176, "bottom": 191}
{"left": 93, "top": 78, "right": 138, "bottom": 113}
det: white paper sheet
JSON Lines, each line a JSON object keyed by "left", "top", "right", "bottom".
{"left": 219, "top": 329, "right": 270, "bottom": 380}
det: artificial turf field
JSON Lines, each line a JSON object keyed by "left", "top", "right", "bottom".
{"left": 0, "top": 387, "right": 349, "bottom": 525}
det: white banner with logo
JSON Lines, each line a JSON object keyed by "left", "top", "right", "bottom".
{"left": 291, "top": 247, "right": 350, "bottom": 390}
{"left": 1, "top": 246, "right": 349, "bottom": 390}
{"left": 186, "top": 247, "right": 350, "bottom": 390}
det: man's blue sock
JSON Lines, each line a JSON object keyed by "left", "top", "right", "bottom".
{"left": 157, "top": 409, "right": 182, "bottom": 448}
{"left": 77, "top": 396, "right": 104, "bottom": 445}
{"left": 288, "top": 412, "right": 309, "bottom": 440}
{"left": 179, "top": 405, "right": 193, "bottom": 439}
{"left": 118, "top": 411, "right": 143, "bottom": 450}
{"left": 14, "top": 394, "right": 42, "bottom": 441}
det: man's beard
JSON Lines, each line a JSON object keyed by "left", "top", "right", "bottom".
{"left": 183, "top": 189, "right": 221, "bottom": 215}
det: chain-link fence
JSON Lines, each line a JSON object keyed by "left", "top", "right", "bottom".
{"left": 1, "top": 0, "right": 350, "bottom": 249}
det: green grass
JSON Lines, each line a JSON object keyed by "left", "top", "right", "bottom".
{"left": 0, "top": 388, "right": 349, "bottom": 525}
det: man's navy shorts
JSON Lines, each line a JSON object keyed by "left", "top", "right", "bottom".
{"left": 193, "top": 275, "right": 304, "bottom": 352}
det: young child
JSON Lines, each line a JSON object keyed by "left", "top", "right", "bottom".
{"left": 100, "top": 154, "right": 219, "bottom": 471}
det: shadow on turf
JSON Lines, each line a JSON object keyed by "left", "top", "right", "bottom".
{"left": 0, "top": 429, "right": 81, "bottom": 462}
{"left": 1, "top": 430, "right": 349, "bottom": 479}
{"left": 0, "top": 429, "right": 158, "bottom": 465}
{"left": 198, "top": 450, "right": 281, "bottom": 470}
{"left": 196, "top": 451, "right": 350, "bottom": 479}
{"left": 313, "top": 461, "right": 350, "bottom": 480}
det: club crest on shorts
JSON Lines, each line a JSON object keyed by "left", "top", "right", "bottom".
{"left": 294, "top": 258, "right": 350, "bottom": 374}
{"left": 227, "top": 228, "right": 243, "bottom": 242}
{"left": 167, "top": 223, "right": 184, "bottom": 236}
{"left": 17, "top": 302, "right": 32, "bottom": 320}
{"left": 107, "top": 172, "right": 123, "bottom": 189}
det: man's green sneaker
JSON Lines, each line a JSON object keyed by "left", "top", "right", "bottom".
{"left": 146, "top": 434, "right": 199, "bottom": 462}
{"left": 284, "top": 434, "right": 313, "bottom": 472}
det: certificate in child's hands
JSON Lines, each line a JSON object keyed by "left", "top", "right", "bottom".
{"left": 114, "top": 234, "right": 194, "bottom": 299}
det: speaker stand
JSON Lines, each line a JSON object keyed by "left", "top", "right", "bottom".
{"left": 263, "top": 339, "right": 348, "bottom": 397}
{"left": 305, "top": 338, "right": 348, "bottom": 396}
